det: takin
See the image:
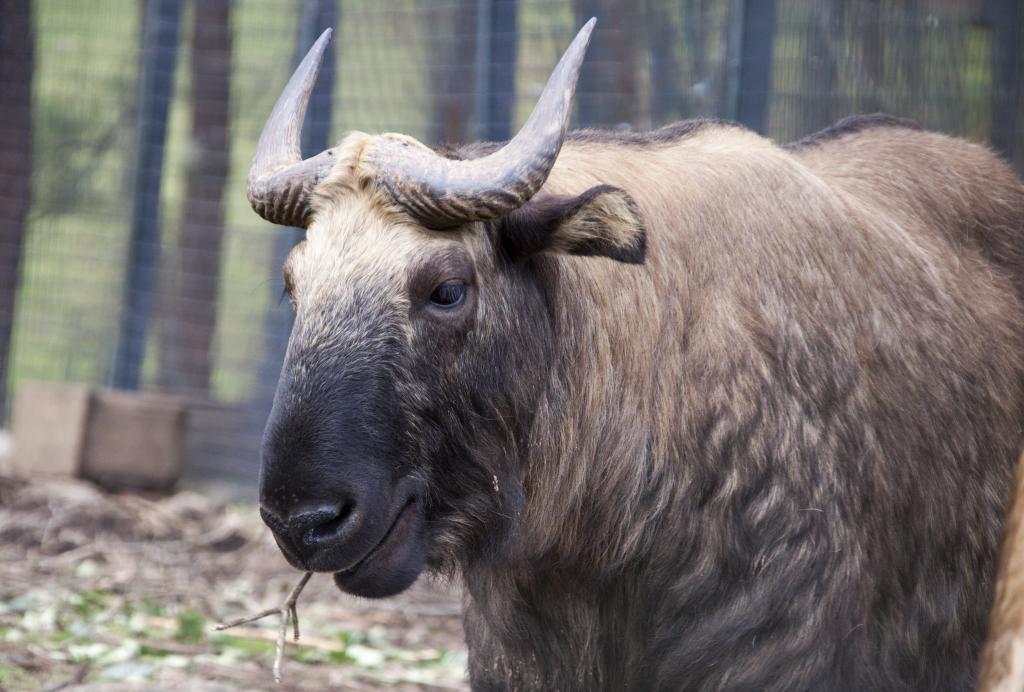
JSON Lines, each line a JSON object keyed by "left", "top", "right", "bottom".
{"left": 251, "top": 22, "right": 1024, "bottom": 691}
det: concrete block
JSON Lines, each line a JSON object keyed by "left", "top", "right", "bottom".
{"left": 81, "top": 389, "right": 187, "bottom": 491}
{"left": 9, "top": 381, "right": 188, "bottom": 491}
{"left": 10, "top": 382, "right": 92, "bottom": 478}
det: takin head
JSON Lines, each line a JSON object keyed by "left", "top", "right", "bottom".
{"left": 254, "top": 21, "right": 646, "bottom": 598}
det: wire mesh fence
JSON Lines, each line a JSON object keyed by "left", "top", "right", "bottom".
{"left": 1, "top": 0, "right": 1021, "bottom": 488}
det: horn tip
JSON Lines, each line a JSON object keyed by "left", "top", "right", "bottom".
{"left": 575, "top": 18, "right": 596, "bottom": 47}
{"left": 316, "top": 27, "right": 333, "bottom": 46}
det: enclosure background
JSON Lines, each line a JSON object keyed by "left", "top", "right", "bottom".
{"left": 0, "top": 0, "right": 1020, "bottom": 489}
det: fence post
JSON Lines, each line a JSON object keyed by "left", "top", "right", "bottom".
{"left": 734, "top": 0, "right": 776, "bottom": 134}
{"left": 0, "top": 0, "right": 34, "bottom": 423}
{"left": 111, "top": 0, "right": 182, "bottom": 390}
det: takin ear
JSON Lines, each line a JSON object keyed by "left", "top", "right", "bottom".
{"left": 499, "top": 185, "right": 647, "bottom": 264}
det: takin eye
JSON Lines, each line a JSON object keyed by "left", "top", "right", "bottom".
{"left": 429, "top": 280, "right": 467, "bottom": 309}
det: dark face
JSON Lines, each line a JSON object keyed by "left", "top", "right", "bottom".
{"left": 258, "top": 194, "right": 551, "bottom": 598}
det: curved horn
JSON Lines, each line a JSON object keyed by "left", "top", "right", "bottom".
{"left": 365, "top": 19, "right": 596, "bottom": 229}
{"left": 247, "top": 28, "right": 336, "bottom": 228}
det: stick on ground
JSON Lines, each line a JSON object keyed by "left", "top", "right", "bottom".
{"left": 215, "top": 571, "right": 313, "bottom": 682}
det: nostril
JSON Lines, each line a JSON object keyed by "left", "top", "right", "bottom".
{"left": 304, "top": 505, "right": 352, "bottom": 545}
{"left": 259, "top": 506, "right": 288, "bottom": 535}
{"left": 289, "top": 503, "right": 355, "bottom": 548}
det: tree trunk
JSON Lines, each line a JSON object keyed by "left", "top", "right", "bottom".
{"left": 424, "top": 0, "right": 478, "bottom": 145}
{"left": 573, "top": 0, "right": 640, "bottom": 128}
{"left": 989, "top": 0, "right": 1023, "bottom": 170}
{"left": 0, "top": 0, "right": 34, "bottom": 421}
{"left": 682, "top": 0, "right": 712, "bottom": 117}
{"left": 159, "top": 0, "right": 232, "bottom": 395}
{"left": 484, "top": 0, "right": 519, "bottom": 142}
{"left": 851, "top": 0, "right": 883, "bottom": 114}
{"left": 797, "top": 1, "right": 844, "bottom": 137}
{"left": 735, "top": 0, "right": 777, "bottom": 134}
{"left": 646, "top": 0, "right": 682, "bottom": 125}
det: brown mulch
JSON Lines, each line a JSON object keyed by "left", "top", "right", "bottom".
{"left": 0, "top": 475, "right": 467, "bottom": 691}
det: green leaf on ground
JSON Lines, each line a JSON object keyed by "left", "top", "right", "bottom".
{"left": 211, "top": 633, "right": 276, "bottom": 657}
{"left": 174, "top": 610, "right": 206, "bottom": 644}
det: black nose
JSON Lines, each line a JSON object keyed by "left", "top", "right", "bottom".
{"left": 261, "top": 503, "right": 355, "bottom": 550}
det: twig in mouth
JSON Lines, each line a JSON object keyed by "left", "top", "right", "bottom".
{"left": 214, "top": 571, "right": 313, "bottom": 682}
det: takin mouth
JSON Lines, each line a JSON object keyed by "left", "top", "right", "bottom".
{"left": 340, "top": 497, "right": 415, "bottom": 575}
{"left": 332, "top": 497, "right": 427, "bottom": 598}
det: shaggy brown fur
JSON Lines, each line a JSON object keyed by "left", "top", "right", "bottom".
{"left": 262, "top": 115, "right": 1024, "bottom": 691}
{"left": 980, "top": 451, "right": 1024, "bottom": 691}
{"left": 442, "top": 116, "right": 1024, "bottom": 691}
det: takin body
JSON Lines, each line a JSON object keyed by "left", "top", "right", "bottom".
{"left": 456, "top": 116, "right": 1024, "bottom": 691}
{"left": 250, "top": 26, "right": 1024, "bottom": 691}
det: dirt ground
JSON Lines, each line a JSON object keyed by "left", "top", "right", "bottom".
{"left": 0, "top": 475, "right": 468, "bottom": 691}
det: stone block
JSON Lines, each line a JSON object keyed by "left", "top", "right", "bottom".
{"left": 81, "top": 389, "right": 187, "bottom": 491}
{"left": 10, "top": 381, "right": 91, "bottom": 478}
{"left": 9, "top": 381, "right": 187, "bottom": 491}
